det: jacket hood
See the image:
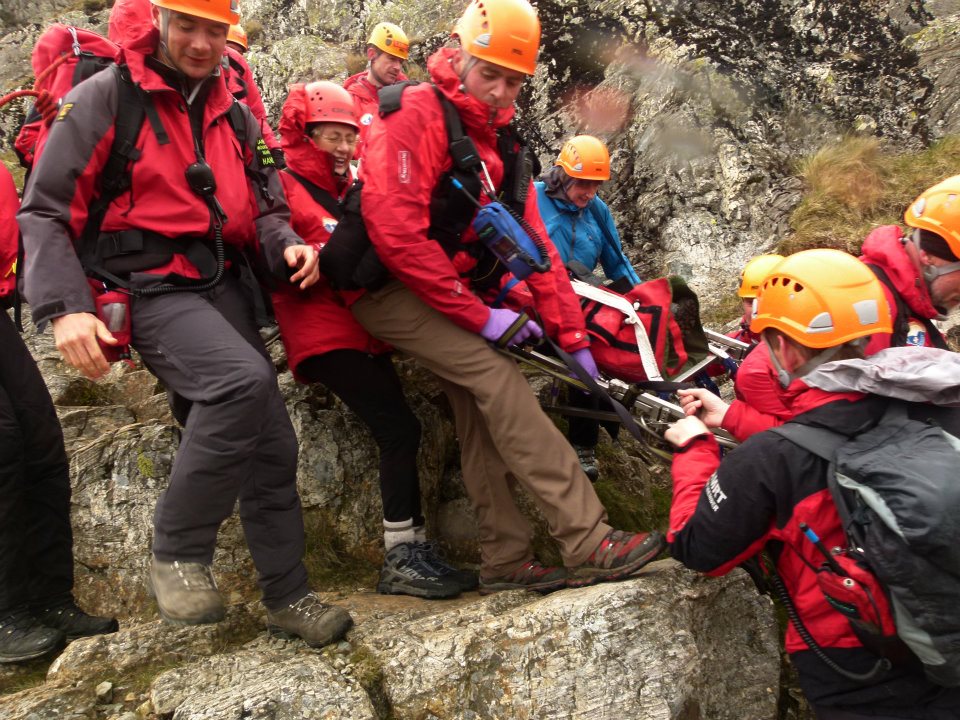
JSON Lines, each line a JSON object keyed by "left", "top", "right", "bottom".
{"left": 278, "top": 84, "right": 340, "bottom": 194}
{"left": 802, "top": 346, "right": 960, "bottom": 407}
{"left": 109, "top": 0, "right": 156, "bottom": 48}
{"left": 860, "top": 225, "right": 939, "bottom": 320}
{"left": 428, "top": 47, "right": 516, "bottom": 132}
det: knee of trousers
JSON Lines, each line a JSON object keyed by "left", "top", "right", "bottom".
{"left": 216, "top": 356, "right": 278, "bottom": 408}
{"left": 372, "top": 407, "right": 421, "bottom": 452}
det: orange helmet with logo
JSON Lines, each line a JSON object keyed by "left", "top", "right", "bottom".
{"left": 737, "top": 254, "right": 784, "bottom": 298}
{"left": 304, "top": 81, "right": 360, "bottom": 131}
{"left": 452, "top": 0, "right": 540, "bottom": 76}
{"left": 151, "top": 0, "right": 239, "bottom": 25}
{"left": 904, "top": 175, "right": 960, "bottom": 260}
{"left": 750, "top": 249, "right": 891, "bottom": 349}
{"left": 227, "top": 23, "right": 247, "bottom": 50}
{"left": 555, "top": 135, "right": 610, "bottom": 181}
{"left": 368, "top": 22, "right": 409, "bottom": 60}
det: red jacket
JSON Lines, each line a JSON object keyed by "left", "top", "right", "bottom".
{"left": 720, "top": 342, "right": 793, "bottom": 441}
{"left": 109, "top": 0, "right": 279, "bottom": 150}
{"left": 359, "top": 48, "right": 590, "bottom": 351}
{"left": 18, "top": 26, "right": 298, "bottom": 326}
{"left": 669, "top": 387, "right": 865, "bottom": 655}
{"left": 860, "top": 225, "right": 944, "bottom": 354}
{"left": 0, "top": 167, "right": 18, "bottom": 302}
{"left": 669, "top": 390, "right": 960, "bottom": 710}
{"left": 343, "top": 70, "right": 408, "bottom": 160}
{"left": 272, "top": 84, "right": 387, "bottom": 379}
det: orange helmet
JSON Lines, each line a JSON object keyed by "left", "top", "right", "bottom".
{"left": 368, "top": 22, "right": 409, "bottom": 60}
{"left": 904, "top": 174, "right": 960, "bottom": 260}
{"left": 750, "top": 249, "right": 891, "bottom": 349}
{"left": 151, "top": 0, "right": 239, "bottom": 25}
{"left": 304, "top": 81, "right": 360, "bottom": 131}
{"left": 555, "top": 135, "right": 610, "bottom": 181}
{"left": 452, "top": 0, "right": 540, "bottom": 76}
{"left": 227, "top": 23, "right": 247, "bottom": 50}
{"left": 737, "top": 254, "right": 784, "bottom": 298}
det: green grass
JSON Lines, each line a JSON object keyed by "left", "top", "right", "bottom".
{"left": 302, "top": 509, "right": 379, "bottom": 589}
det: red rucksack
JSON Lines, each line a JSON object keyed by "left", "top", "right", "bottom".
{"left": 0, "top": 167, "right": 20, "bottom": 309}
{"left": 14, "top": 25, "right": 120, "bottom": 169}
{"left": 500, "top": 275, "right": 709, "bottom": 382}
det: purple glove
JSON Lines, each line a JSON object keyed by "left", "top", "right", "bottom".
{"left": 570, "top": 347, "right": 600, "bottom": 380}
{"left": 480, "top": 308, "right": 543, "bottom": 346}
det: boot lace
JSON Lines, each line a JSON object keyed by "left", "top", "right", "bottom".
{"left": 285, "top": 593, "right": 331, "bottom": 621}
{"left": 172, "top": 561, "right": 218, "bottom": 590}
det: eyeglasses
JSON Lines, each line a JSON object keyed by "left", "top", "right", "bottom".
{"left": 315, "top": 133, "right": 358, "bottom": 147}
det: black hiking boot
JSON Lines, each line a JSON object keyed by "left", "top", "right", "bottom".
{"left": 31, "top": 595, "right": 119, "bottom": 642}
{"left": 0, "top": 608, "right": 65, "bottom": 664}
{"left": 377, "top": 542, "right": 463, "bottom": 599}
{"left": 413, "top": 541, "right": 479, "bottom": 592}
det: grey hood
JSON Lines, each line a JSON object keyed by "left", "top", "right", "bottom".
{"left": 803, "top": 346, "right": 960, "bottom": 407}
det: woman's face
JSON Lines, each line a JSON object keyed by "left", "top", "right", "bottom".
{"left": 310, "top": 122, "right": 358, "bottom": 174}
{"left": 565, "top": 178, "right": 603, "bottom": 209}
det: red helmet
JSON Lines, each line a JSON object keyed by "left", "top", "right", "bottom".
{"left": 304, "top": 81, "right": 360, "bottom": 131}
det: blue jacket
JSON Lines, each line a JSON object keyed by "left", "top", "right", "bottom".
{"left": 534, "top": 181, "right": 641, "bottom": 286}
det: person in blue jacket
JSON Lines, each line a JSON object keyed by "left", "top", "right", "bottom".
{"left": 535, "top": 135, "right": 641, "bottom": 480}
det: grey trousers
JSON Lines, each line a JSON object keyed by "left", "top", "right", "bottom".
{"left": 132, "top": 274, "right": 307, "bottom": 609}
{"left": 352, "top": 281, "right": 610, "bottom": 577}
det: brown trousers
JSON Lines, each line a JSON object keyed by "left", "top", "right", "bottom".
{"left": 352, "top": 281, "right": 610, "bottom": 576}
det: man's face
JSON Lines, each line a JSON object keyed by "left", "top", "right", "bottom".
{"left": 456, "top": 55, "right": 526, "bottom": 109}
{"left": 368, "top": 48, "right": 404, "bottom": 87}
{"left": 927, "top": 260, "right": 960, "bottom": 312}
{"left": 741, "top": 298, "right": 755, "bottom": 325}
{"left": 155, "top": 9, "right": 228, "bottom": 80}
{"left": 565, "top": 179, "right": 603, "bottom": 209}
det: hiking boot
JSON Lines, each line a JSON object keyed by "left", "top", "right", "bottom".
{"left": 148, "top": 559, "right": 225, "bottom": 626}
{"left": 31, "top": 596, "right": 118, "bottom": 641}
{"left": 478, "top": 560, "right": 568, "bottom": 596}
{"left": 567, "top": 530, "right": 666, "bottom": 588}
{"left": 0, "top": 608, "right": 65, "bottom": 664}
{"left": 377, "top": 542, "right": 463, "bottom": 599}
{"left": 266, "top": 592, "right": 352, "bottom": 648}
{"left": 413, "top": 541, "right": 479, "bottom": 593}
{"left": 574, "top": 444, "right": 600, "bottom": 482}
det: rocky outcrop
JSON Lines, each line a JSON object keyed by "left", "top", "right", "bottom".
{"left": 0, "top": 562, "right": 783, "bottom": 720}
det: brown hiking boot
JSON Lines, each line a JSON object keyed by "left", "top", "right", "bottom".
{"left": 567, "top": 530, "right": 666, "bottom": 588}
{"left": 478, "top": 560, "right": 568, "bottom": 595}
{"left": 266, "top": 592, "right": 353, "bottom": 648}
{"left": 148, "top": 559, "right": 225, "bottom": 626}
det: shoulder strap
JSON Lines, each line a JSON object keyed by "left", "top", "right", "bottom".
{"left": 283, "top": 169, "right": 342, "bottom": 219}
{"left": 224, "top": 100, "right": 247, "bottom": 147}
{"left": 769, "top": 422, "right": 847, "bottom": 461}
{"left": 79, "top": 65, "right": 167, "bottom": 276}
{"left": 866, "top": 262, "right": 947, "bottom": 349}
{"left": 377, "top": 80, "right": 419, "bottom": 116}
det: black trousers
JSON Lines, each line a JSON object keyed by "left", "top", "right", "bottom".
{"left": 0, "top": 311, "right": 73, "bottom": 612}
{"left": 132, "top": 274, "right": 307, "bottom": 610}
{"left": 567, "top": 389, "right": 620, "bottom": 448}
{"left": 297, "top": 350, "right": 423, "bottom": 525}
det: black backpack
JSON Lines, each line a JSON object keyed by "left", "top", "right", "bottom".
{"left": 772, "top": 400, "right": 960, "bottom": 687}
{"left": 317, "top": 81, "right": 537, "bottom": 292}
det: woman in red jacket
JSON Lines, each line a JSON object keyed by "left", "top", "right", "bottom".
{"left": 271, "top": 81, "right": 475, "bottom": 600}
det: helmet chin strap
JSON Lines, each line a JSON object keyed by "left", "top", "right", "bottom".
{"left": 764, "top": 337, "right": 852, "bottom": 389}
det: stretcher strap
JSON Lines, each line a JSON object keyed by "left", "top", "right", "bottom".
{"left": 570, "top": 279, "right": 663, "bottom": 381}
{"left": 543, "top": 334, "right": 691, "bottom": 446}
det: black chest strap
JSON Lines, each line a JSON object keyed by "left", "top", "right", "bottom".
{"left": 283, "top": 169, "right": 343, "bottom": 220}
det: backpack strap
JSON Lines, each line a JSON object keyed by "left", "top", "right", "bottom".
{"left": 866, "top": 263, "right": 947, "bottom": 349}
{"left": 377, "top": 80, "right": 420, "bottom": 116}
{"left": 79, "top": 65, "right": 169, "bottom": 285}
{"left": 283, "top": 169, "right": 342, "bottom": 219}
{"left": 224, "top": 99, "right": 247, "bottom": 148}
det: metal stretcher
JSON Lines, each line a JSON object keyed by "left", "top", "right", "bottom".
{"left": 503, "top": 327, "right": 751, "bottom": 461}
